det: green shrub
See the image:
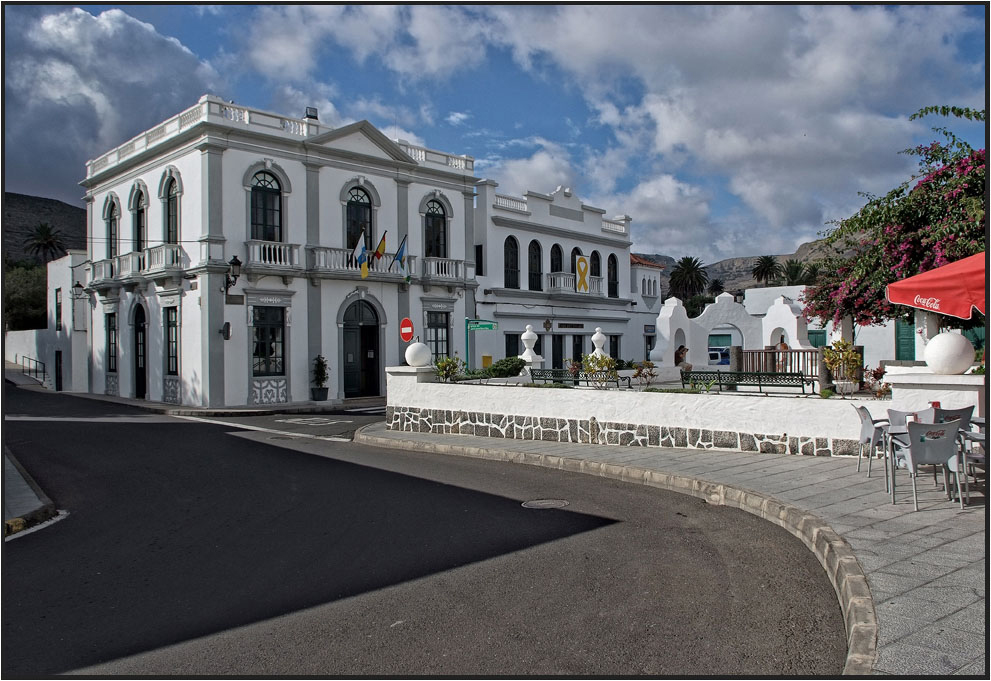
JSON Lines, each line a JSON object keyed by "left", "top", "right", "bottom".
{"left": 819, "top": 388, "right": 834, "bottom": 399}
{"left": 523, "top": 382, "right": 574, "bottom": 389}
{"left": 581, "top": 353, "right": 619, "bottom": 389}
{"left": 435, "top": 355, "right": 466, "bottom": 382}
{"left": 488, "top": 356, "right": 526, "bottom": 378}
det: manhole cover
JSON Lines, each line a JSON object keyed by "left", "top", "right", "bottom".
{"left": 521, "top": 499, "right": 569, "bottom": 509}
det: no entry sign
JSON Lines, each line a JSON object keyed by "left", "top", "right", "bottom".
{"left": 400, "top": 317, "right": 415, "bottom": 342}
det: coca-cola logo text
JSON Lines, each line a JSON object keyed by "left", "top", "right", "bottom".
{"left": 913, "top": 295, "right": 941, "bottom": 310}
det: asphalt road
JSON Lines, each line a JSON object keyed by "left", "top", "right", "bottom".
{"left": 3, "top": 383, "right": 847, "bottom": 676}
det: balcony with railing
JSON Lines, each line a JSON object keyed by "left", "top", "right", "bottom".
{"left": 309, "top": 247, "right": 416, "bottom": 279}
{"left": 547, "top": 271, "right": 575, "bottom": 293}
{"left": 494, "top": 193, "right": 528, "bottom": 213}
{"left": 87, "top": 244, "right": 187, "bottom": 290}
{"left": 244, "top": 240, "right": 302, "bottom": 276}
{"left": 421, "top": 257, "right": 466, "bottom": 281}
{"left": 86, "top": 95, "right": 328, "bottom": 180}
{"left": 396, "top": 141, "right": 474, "bottom": 174}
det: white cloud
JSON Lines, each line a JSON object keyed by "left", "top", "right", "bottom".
{"left": 480, "top": 139, "right": 576, "bottom": 197}
{"left": 3, "top": 7, "right": 221, "bottom": 204}
{"left": 446, "top": 111, "right": 470, "bottom": 126}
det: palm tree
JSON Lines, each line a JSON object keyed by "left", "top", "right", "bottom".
{"left": 782, "top": 259, "right": 807, "bottom": 285}
{"left": 751, "top": 255, "right": 783, "bottom": 286}
{"left": 23, "top": 222, "right": 66, "bottom": 263}
{"left": 707, "top": 278, "right": 724, "bottom": 296}
{"left": 803, "top": 261, "right": 822, "bottom": 285}
{"left": 668, "top": 256, "right": 709, "bottom": 300}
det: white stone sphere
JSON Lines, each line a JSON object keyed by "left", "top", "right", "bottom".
{"left": 405, "top": 342, "right": 432, "bottom": 368}
{"left": 924, "top": 331, "right": 976, "bottom": 375}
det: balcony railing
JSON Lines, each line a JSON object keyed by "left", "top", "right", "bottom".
{"left": 743, "top": 349, "right": 820, "bottom": 378}
{"left": 396, "top": 141, "right": 474, "bottom": 173}
{"left": 421, "top": 257, "right": 465, "bottom": 280}
{"left": 547, "top": 271, "right": 575, "bottom": 293}
{"left": 494, "top": 193, "right": 528, "bottom": 212}
{"left": 309, "top": 247, "right": 415, "bottom": 276}
{"left": 145, "top": 244, "right": 184, "bottom": 272}
{"left": 246, "top": 240, "right": 301, "bottom": 268}
{"left": 589, "top": 275, "right": 603, "bottom": 295}
{"left": 88, "top": 244, "right": 187, "bottom": 287}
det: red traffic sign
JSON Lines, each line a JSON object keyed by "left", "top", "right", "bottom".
{"left": 400, "top": 317, "right": 415, "bottom": 342}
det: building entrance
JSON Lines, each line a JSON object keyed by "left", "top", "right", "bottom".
{"left": 343, "top": 300, "right": 379, "bottom": 398}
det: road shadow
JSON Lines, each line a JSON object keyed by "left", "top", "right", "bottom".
{"left": 3, "top": 385, "right": 615, "bottom": 676}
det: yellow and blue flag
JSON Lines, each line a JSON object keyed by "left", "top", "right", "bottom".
{"left": 351, "top": 231, "right": 369, "bottom": 279}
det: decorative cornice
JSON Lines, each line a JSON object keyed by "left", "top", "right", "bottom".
{"left": 491, "top": 215, "right": 632, "bottom": 248}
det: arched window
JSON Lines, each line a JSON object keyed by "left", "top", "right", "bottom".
{"left": 347, "top": 187, "right": 372, "bottom": 251}
{"left": 104, "top": 197, "right": 120, "bottom": 259}
{"left": 550, "top": 244, "right": 563, "bottom": 273}
{"left": 251, "top": 172, "right": 282, "bottom": 242}
{"left": 570, "top": 247, "right": 582, "bottom": 274}
{"left": 642, "top": 279, "right": 647, "bottom": 296}
{"left": 652, "top": 280, "right": 658, "bottom": 296}
{"left": 165, "top": 179, "right": 179, "bottom": 244}
{"left": 590, "top": 251, "right": 601, "bottom": 278}
{"left": 528, "top": 240, "right": 542, "bottom": 290}
{"left": 504, "top": 236, "right": 519, "bottom": 289}
{"left": 607, "top": 254, "right": 618, "bottom": 298}
{"left": 132, "top": 190, "right": 146, "bottom": 253}
{"left": 424, "top": 199, "right": 447, "bottom": 259}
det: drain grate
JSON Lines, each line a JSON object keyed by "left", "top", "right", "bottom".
{"left": 522, "top": 499, "right": 569, "bottom": 509}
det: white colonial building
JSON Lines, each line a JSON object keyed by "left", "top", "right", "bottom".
{"left": 73, "top": 95, "right": 478, "bottom": 407}
{"left": 471, "top": 182, "right": 662, "bottom": 369}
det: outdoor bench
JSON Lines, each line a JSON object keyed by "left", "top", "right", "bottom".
{"left": 530, "top": 368, "right": 632, "bottom": 389}
{"left": 680, "top": 369, "right": 815, "bottom": 394}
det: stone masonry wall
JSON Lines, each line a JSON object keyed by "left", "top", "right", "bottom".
{"left": 386, "top": 405, "right": 858, "bottom": 457}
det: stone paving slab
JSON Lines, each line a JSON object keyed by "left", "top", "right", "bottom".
{"left": 355, "top": 421, "right": 986, "bottom": 677}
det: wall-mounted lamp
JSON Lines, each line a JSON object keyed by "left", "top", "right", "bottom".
{"left": 543, "top": 318, "right": 553, "bottom": 332}
{"left": 71, "top": 281, "right": 86, "bottom": 299}
{"left": 219, "top": 322, "right": 232, "bottom": 340}
{"left": 221, "top": 255, "right": 242, "bottom": 294}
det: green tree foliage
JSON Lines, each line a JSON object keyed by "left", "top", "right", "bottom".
{"left": 685, "top": 294, "right": 715, "bottom": 318}
{"left": 804, "top": 106, "right": 986, "bottom": 327}
{"left": 751, "top": 255, "right": 783, "bottom": 286}
{"left": 668, "top": 256, "right": 709, "bottom": 300}
{"left": 707, "top": 278, "right": 724, "bottom": 296}
{"left": 22, "top": 222, "right": 66, "bottom": 263}
{"left": 782, "top": 259, "right": 809, "bottom": 285}
{"left": 3, "top": 262, "right": 47, "bottom": 330}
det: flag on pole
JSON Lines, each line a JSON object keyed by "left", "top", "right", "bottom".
{"left": 351, "top": 231, "right": 369, "bottom": 279}
{"left": 390, "top": 234, "right": 410, "bottom": 283}
{"left": 373, "top": 231, "right": 388, "bottom": 260}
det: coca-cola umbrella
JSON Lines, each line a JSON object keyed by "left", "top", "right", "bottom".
{"left": 885, "top": 252, "right": 986, "bottom": 320}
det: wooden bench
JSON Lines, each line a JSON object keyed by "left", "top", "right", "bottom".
{"left": 681, "top": 370, "right": 815, "bottom": 394}
{"left": 530, "top": 368, "right": 632, "bottom": 389}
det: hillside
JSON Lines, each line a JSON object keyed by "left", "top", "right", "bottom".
{"left": 3, "top": 192, "right": 86, "bottom": 264}
{"left": 636, "top": 238, "right": 847, "bottom": 295}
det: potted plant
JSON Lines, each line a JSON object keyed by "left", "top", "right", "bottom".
{"left": 311, "top": 354, "right": 329, "bottom": 401}
{"left": 823, "top": 339, "right": 862, "bottom": 396}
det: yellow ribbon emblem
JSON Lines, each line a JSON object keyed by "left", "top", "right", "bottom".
{"left": 576, "top": 257, "right": 589, "bottom": 293}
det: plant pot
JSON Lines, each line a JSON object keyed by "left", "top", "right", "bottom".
{"left": 311, "top": 387, "right": 329, "bottom": 401}
{"left": 834, "top": 380, "right": 857, "bottom": 395}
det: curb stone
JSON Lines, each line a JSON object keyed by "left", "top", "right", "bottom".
{"left": 4, "top": 450, "right": 57, "bottom": 537}
{"left": 355, "top": 425, "right": 878, "bottom": 676}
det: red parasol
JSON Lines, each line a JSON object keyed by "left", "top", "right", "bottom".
{"left": 885, "top": 252, "right": 986, "bottom": 320}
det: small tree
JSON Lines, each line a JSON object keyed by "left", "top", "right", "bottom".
{"left": 581, "top": 353, "right": 619, "bottom": 390}
{"left": 751, "top": 255, "right": 783, "bottom": 286}
{"left": 23, "top": 223, "right": 66, "bottom": 263}
{"left": 823, "top": 339, "right": 862, "bottom": 395}
{"left": 312, "top": 355, "right": 329, "bottom": 388}
{"left": 434, "top": 355, "right": 466, "bottom": 382}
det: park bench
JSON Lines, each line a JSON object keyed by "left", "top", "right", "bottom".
{"left": 680, "top": 369, "right": 815, "bottom": 394}
{"left": 530, "top": 368, "right": 632, "bottom": 389}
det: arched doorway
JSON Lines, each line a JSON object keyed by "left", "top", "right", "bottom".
{"left": 133, "top": 305, "right": 147, "bottom": 399}
{"left": 343, "top": 300, "right": 379, "bottom": 398}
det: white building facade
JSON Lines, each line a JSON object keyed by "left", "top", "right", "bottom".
{"left": 76, "top": 95, "right": 478, "bottom": 407}
{"left": 472, "top": 182, "right": 660, "bottom": 369}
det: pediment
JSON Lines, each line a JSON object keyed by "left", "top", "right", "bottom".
{"left": 305, "top": 120, "right": 415, "bottom": 164}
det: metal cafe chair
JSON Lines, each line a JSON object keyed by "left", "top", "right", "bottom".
{"left": 890, "top": 420, "right": 964, "bottom": 511}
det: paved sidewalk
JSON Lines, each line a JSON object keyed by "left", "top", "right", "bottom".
{"left": 4, "top": 447, "right": 57, "bottom": 537}
{"left": 356, "top": 421, "right": 986, "bottom": 676}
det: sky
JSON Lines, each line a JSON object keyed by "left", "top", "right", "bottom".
{"left": 3, "top": 3, "right": 986, "bottom": 263}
